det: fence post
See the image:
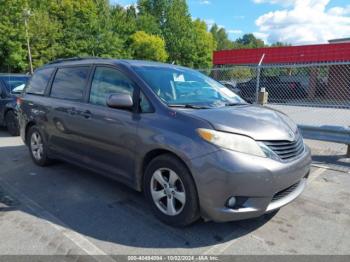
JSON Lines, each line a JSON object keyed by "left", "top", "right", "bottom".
{"left": 348, "top": 126, "right": 350, "bottom": 157}
{"left": 255, "top": 54, "right": 265, "bottom": 103}
{"left": 258, "top": 87, "right": 269, "bottom": 105}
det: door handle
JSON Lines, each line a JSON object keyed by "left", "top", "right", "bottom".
{"left": 81, "top": 110, "right": 92, "bottom": 119}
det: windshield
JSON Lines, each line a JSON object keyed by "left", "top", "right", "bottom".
{"left": 133, "top": 66, "right": 246, "bottom": 108}
{"left": 0, "top": 76, "right": 29, "bottom": 92}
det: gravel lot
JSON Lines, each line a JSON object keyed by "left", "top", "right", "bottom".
{"left": 0, "top": 127, "right": 349, "bottom": 257}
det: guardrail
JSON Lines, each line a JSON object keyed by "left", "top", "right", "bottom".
{"left": 298, "top": 125, "right": 350, "bottom": 156}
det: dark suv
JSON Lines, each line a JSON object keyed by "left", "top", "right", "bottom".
{"left": 19, "top": 58, "right": 310, "bottom": 226}
{"left": 0, "top": 74, "right": 30, "bottom": 135}
{"left": 236, "top": 76, "right": 307, "bottom": 103}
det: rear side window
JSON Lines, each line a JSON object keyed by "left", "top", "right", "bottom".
{"left": 89, "top": 67, "right": 134, "bottom": 106}
{"left": 26, "top": 68, "right": 54, "bottom": 95}
{"left": 50, "top": 67, "right": 89, "bottom": 101}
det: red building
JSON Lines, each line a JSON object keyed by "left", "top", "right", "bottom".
{"left": 213, "top": 40, "right": 350, "bottom": 100}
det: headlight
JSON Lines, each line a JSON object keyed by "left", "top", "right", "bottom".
{"left": 197, "top": 128, "right": 266, "bottom": 157}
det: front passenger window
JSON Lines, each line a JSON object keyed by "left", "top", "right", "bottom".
{"left": 90, "top": 67, "right": 134, "bottom": 106}
{"left": 140, "top": 92, "right": 153, "bottom": 113}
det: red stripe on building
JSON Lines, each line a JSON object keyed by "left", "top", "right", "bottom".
{"left": 213, "top": 43, "right": 350, "bottom": 65}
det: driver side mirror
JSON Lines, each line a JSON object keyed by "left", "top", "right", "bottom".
{"left": 106, "top": 93, "right": 133, "bottom": 110}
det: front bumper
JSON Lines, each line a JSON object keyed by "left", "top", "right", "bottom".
{"left": 188, "top": 145, "right": 311, "bottom": 222}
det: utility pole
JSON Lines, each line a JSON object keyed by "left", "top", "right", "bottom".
{"left": 23, "top": 9, "right": 33, "bottom": 74}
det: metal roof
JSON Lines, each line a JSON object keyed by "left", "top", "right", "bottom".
{"left": 213, "top": 42, "right": 350, "bottom": 65}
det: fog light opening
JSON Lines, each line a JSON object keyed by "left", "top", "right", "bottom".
{"left": 226, "top": 196, "right": 249, "bottom": 209}
{"left": 227, "top": 197, "right": 236, "bottom": 208}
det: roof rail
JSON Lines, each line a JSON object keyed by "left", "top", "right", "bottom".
{"left": 47, "top": 56, "right": 100, "bottom": 65}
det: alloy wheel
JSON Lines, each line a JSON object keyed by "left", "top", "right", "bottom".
{"left": 150, "top": 168, "right": 186, "bottom": 216}
{"left": 30, "top": 131, "right": 44, "bottom": 161}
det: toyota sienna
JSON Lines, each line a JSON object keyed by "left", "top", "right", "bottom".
{"left": 19, "top": 58, "right": 311, "bottom": 226}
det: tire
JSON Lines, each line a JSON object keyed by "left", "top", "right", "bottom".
{"left": 27, "top": 126, "right": 52, "bottom": 166}
{"left": 5, "top": 110, "right": 19, "bottom": 136}
{"left": 143, "top": 154, "right": 200, "bottom": 227}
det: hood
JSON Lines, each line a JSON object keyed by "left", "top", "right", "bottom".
{"left": 181, "top": 105, "right": 298, "bottom": 141}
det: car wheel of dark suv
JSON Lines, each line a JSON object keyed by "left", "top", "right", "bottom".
{"left": 5, "top": 111, "right": 19, "bottom": 136}
{"left": 144, "top": 154, "right": 200, "bottom": 227}
{"left": 28, "top": 126, "right": 52, "bottom": 166}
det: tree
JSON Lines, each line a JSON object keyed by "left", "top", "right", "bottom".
{"left": 162, "top": 0, "right": 196, "bottom": 66}
{"left": 134, "top": 0, "right": 215, "bottom": 67}
{"left": 110, "top": 5, "right": 137, "bottom": 41}
{"left": 129, "top": 31, "right": 168, "bottom": 62}
{"left": 27, "top": 9, "right": 62, "bottom": 68}
{"left": 271, "top": 42, "right": 291, "bottom": 47}
{"left": 0, "top": 0, "right": 28, "bottom": 72}
{"left": 138, "top": 0, "right": 170, "bottom": 26}
{"left": 136, "top": 13, "right": 162, "bottom": 36}
{"left": 191, "top": 19, "right": 216, "bottom": 68}
{"left": 3, "top": 0, "right": 275, "bottom": 72}
{"left": 210, "top": 24, "right": 234, "bottom": 50}
{"left": 235, "top": 33, "right": 265, "bottom": 48}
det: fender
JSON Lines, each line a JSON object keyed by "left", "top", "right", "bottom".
{"left": 0, "top": 97, "right": 17, "bottom": 126}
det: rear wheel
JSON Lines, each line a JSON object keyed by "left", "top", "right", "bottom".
{"left": 144, "top": 154, "right": 200, "bottom": 227}
{"left": 5, "top": 110, "right": 19, "bottom": 136}
{"left": 28, "top": 126, "right": 52, "bottom": 166}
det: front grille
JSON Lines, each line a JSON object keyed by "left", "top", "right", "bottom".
{"left": 262, "top": 135, "right": 304, "bottom": 161}
{"left": 271, "top": 181, "right": 300, "bottom": 202}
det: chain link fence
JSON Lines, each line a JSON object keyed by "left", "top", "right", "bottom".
{"left": 200, "top": 62, "right": 350, "bottom": 128}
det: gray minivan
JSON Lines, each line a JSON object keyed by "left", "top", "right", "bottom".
{"left": 19, "top": 58, "right": 311, "bottom": 226}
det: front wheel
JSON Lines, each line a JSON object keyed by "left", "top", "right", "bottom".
{"left": 144, "top": 154, "right": 200, "bottom": 227}
{"left": 5, "top": 111, "right": 19, "bottom": 136}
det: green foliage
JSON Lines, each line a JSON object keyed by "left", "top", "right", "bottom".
{"left": 110, "top": 5, "right": 137, "bottom": 42}
{"left": 138, "top": 0, "right": 170, "bottom": 26}
{"left": 191, "top": 19, "right": 216, "bottom": 68}
{"left": 271, "top": 42, "right": 291, "bottom": 47}
{"left": 226, "top": 67, "right": 254, "bottom": 79}
{"left": 0, "top": 0, "right": 271, "bottom": 72}
{"left": 161, "top": 0, "right": 195, "bottom": 67}
{"left": 209, "top": 67, "right": 254, "bottom": 81}
{"left": 210, "top": 25, "right": 271, "bottom": 52}
{"left": 235, "top": 33, "right": 265, "bottom": 49}
{"left": 28, "top": 9, "right": 62, "bottom": 68}
{"left": 209, "top": 24, "right": 296, "bottom": 53}
{"left": 136, "top": 13, "right": 162, "bottom": 36}
{"left": 129, "top": 31, "right": 168, "bottom": 62}
{"left": 0, "top": 0, "right": 28, "bottom": 72}
{"left": 210, "top": 24, "right": 234, "bottom": 50}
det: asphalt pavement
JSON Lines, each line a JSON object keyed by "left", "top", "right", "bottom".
{"left": 0, "top": 127, "right": 349, "bottom": 257}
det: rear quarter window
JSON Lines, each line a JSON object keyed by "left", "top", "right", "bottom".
{"left": 26, "top": 68, "right": 55, "bottom": 95}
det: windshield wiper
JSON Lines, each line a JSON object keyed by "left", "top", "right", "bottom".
{"left": 168, "top": 104, "right": 210, "bottom": 109}
{"left": 225, "top": 102, "right": 246, "bottom": 107}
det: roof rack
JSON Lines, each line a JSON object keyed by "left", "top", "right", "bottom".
{"left": 47, "top": 56, "right": 101, "bottom": 65}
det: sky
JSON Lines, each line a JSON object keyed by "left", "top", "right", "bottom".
{"left": 112, "top": 0, "right": 350, "bottom": 45}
